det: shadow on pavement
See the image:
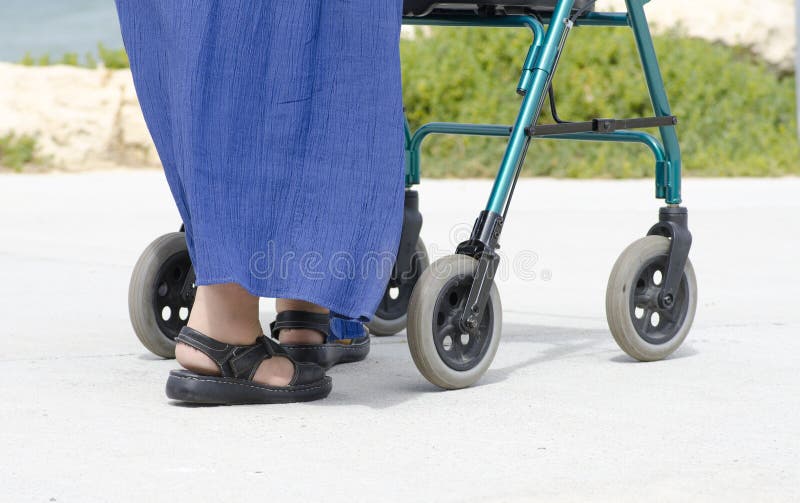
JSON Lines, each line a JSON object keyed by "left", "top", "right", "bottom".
{"left": 317, "top": 322, "right": 615, "bottom": 410}
{"left": 157, "top": 322, "right": 700, "bottom": 409}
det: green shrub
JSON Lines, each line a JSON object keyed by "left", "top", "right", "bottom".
{"left": 401, "top": 26, "right": 800, "bottom": 177}
{"left": 11, "top": 28, "right": 799, "bottom": 177}
{"left": 84, "top": 52, "right": 98, "bottom": 69}
{"left": 19, "top": 52, "right": 35, "bottom": 66}
{"left": 97, "top": 43, "right": 129, "bottom": 69}
{"left": 59, "top": 52, "right": 80, "bottom": 66}
{"left": 0, "top": 133, "right": 40, "bottom": 172}
{"left": 17, "top": 43, "right": 130, "bottom": 69}
{"left": 37, "top": 53, "right": 52, "bottom": 66}
{"left": 20, "top": 51, "right": 68, "bottom": 67}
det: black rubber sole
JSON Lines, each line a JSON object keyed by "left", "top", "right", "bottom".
{"left": 165, "top": 370, "right": 332, "bottom": 405}
{"left": 281, "top": 336, "right": 370, "bottom": 369}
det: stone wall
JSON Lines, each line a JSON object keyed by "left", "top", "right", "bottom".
{"left": 0, "top": 62, "right": 157, "bottom": 171}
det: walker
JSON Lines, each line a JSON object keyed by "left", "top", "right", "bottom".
{"left": 129, "top": 0, "right": 697, "bottom": 390}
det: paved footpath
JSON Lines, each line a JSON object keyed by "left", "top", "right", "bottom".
{"left": 1, "top": 171, "right": 798, "bottom": 502}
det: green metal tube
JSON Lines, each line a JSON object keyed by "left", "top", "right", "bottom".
{"left": 486, "top": 0, "right": 576, "bottom": 215}
{"left": 517, "top": 44, "right": 542, "bottom": 95}
{"left": 409, "top": 123, "right": 512, "bottom": 153}
{"left": 410, "top": 123, "right": 667, "bottom": 163}
{"left": 402, "top": 15, "right": 545, "bottom": 188}
{"left": 403, "top": 15, "right": 545, "bottom": 37}
{"left": 541, "top": 12, "right": 629, "bottom": 27}
{"left": 403, "top": 115, "right": 416, "bottom": 187}
{"left": 537, "top": 130, "right": 666, "bottom": 162}
{"left": 626, "top": 0, "right": 682, "bottom": 203}
{"left": 406, "top": 121, "right": 668, "bottom": 180}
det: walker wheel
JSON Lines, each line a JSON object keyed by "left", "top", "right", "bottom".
{"left": 128, "top": 232, "right": 196, "bottom": 358}
{"left": 606, "top": 235, "right": 697, "bottom": 361}
{"left": 407, "top": 254, "right": 502, "bottom": 389}
{"left": 367, "top": 238, "right": 429, "bottom": 336}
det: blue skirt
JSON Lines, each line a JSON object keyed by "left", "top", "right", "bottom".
{"left": 116, "top": 0, "right": 406, "bottom": 320}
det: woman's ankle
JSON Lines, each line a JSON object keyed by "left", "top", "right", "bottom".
{"left": 186, "top": 319, "right": 262, "bottom": 345}
{"left": 275, "top": 298, "right": 329, "bottom": 344}
{"left": 279, "top": 328, "right": 325, "bottom": 345}
{"left": 187, "top": 283, "right": 262, "bottom": 345}
{"left": 276, "top": 298, "right": 329, "bottom": 314}
{"left": 176, "top": 342, "right": 221, "bottom": 376}
{"left": 175, "top": 341, "right": 296, "bottom": 386}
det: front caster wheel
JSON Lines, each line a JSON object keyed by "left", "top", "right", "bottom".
{"left": 606, "top": 235, "right": 697, "bottom": 362}
{"left": 407, "top": 254, "right": 502, "bottom": 389}
{"left": 128, "top": 232, "right": 196, "bottom": 358}
{"left": 367, "top": 238, "right": 429, "bottom": 337}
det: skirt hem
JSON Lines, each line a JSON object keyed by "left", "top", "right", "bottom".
{"left": 195, "top": 275, "right": 376, "bottom": 323}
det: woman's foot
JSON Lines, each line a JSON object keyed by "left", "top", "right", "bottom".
{"left": 275, "top": 299, "right": 327, "bottom": 345}
{"left": 167, "top": 326, "right": 331, "bottom": 404}
{"left": 167, "top": 283, "right": 331, "bottom": 404}
{"left": 271, "top": 300, "right": 371, "bottom": 369}
{"left": 176, "top": 283, "right": 295, "bottom": 386}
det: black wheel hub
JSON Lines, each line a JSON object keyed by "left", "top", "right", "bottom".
{"left": 152, "top": 251, "right": 196, "bottom": 341}
{"left": 432, "top": 275, "right": 493, "bottom": 371}
{"left": 374, "top": 249, "right": 425, "bottom": 322}
{"left": 629, "top": 256, "right": 689, "bottom": 345}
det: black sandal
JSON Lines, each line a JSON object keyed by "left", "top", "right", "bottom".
{"left": 165, "top": 326, "right": 331, "bottom": 404}
{"left": 270, "top": 311, "right": 370, "bottom": 369}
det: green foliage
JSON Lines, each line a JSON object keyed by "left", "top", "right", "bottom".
{"left": 19, "top": 52, "right": 35, "bottom": 66}
{"left": 9, "top": 30, "right": 799, "bottom": 177}
{"left": 0, "top": 133, "right": 39, "bottom": 172}
{"left": 84, "top": 52, "right": 98, "bottom": 69}
{"left": 17, "top": 43, "right": 130, "bottom": 69}
{"left": 401, "top": 27, "right": 800, "bottom": 177}
{"left": 97, "top": 43, "right": 129, "bottom": 69}
{"left": 59, "top": 52, "right": 79, "bottom": 66}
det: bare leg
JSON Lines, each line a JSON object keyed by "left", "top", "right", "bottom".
{"left": 275, "top": 299, "right": 327, "bottom": 345}
{"left": 175, "top": 283, "right": 295, "bottom": 386}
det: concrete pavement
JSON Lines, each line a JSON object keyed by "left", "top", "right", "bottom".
{"left": 1, "top": 171, "right": 798, "bottom": 502}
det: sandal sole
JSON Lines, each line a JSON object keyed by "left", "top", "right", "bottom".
{"left": 281, "top": 337, "right": 370, "bottom": 369}
{"left": 165, "top": 370, "right": 332, "bottom": 405}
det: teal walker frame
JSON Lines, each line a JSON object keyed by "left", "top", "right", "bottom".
{"left": 393, "top": 0, "right": 697, "bottom": 389}
{"left": 403, "top": 0, "right": 681, "bottom": 205}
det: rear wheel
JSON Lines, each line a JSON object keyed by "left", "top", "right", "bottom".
{"left": 128, "top": 232, "right": 196, "bottom": 358}
{"left": 367, "top": 238, "right": 429, "bottom": 336}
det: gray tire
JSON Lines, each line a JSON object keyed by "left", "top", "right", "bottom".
{"left": 367, "top": 238, "right": 429, "bottom": 337}
{"left": 128, "top": 232, "right": 195, "bottom": 358}
{"left": 606, "top": 235, "right": 697, "bottom": 361}
{"left": 407, "top": 254, "right": 502, "bottom": 389}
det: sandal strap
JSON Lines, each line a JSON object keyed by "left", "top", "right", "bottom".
{"left": 269, "top": 310, "right": 331, "bottom": 341}
{"left": 176, "top": 326, "right": 283, "bottom": 380}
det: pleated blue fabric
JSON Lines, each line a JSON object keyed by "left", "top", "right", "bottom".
{"left": 116, "top": 0, "right": 406, "bottom": 320}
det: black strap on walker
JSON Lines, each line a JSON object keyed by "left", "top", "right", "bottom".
{"left": 526, "top": 115, "right": 677, "bottom": 136}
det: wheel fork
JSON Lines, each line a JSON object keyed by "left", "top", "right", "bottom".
{"left": 456, "top": 210, "right": 504, "bottom": 330}
{"left": 648, "top": 206, "right": 692, "bottom": 309}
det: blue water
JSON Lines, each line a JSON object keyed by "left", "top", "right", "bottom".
{"left": 0, "top": 0, "right": 123, "bottom": 62}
